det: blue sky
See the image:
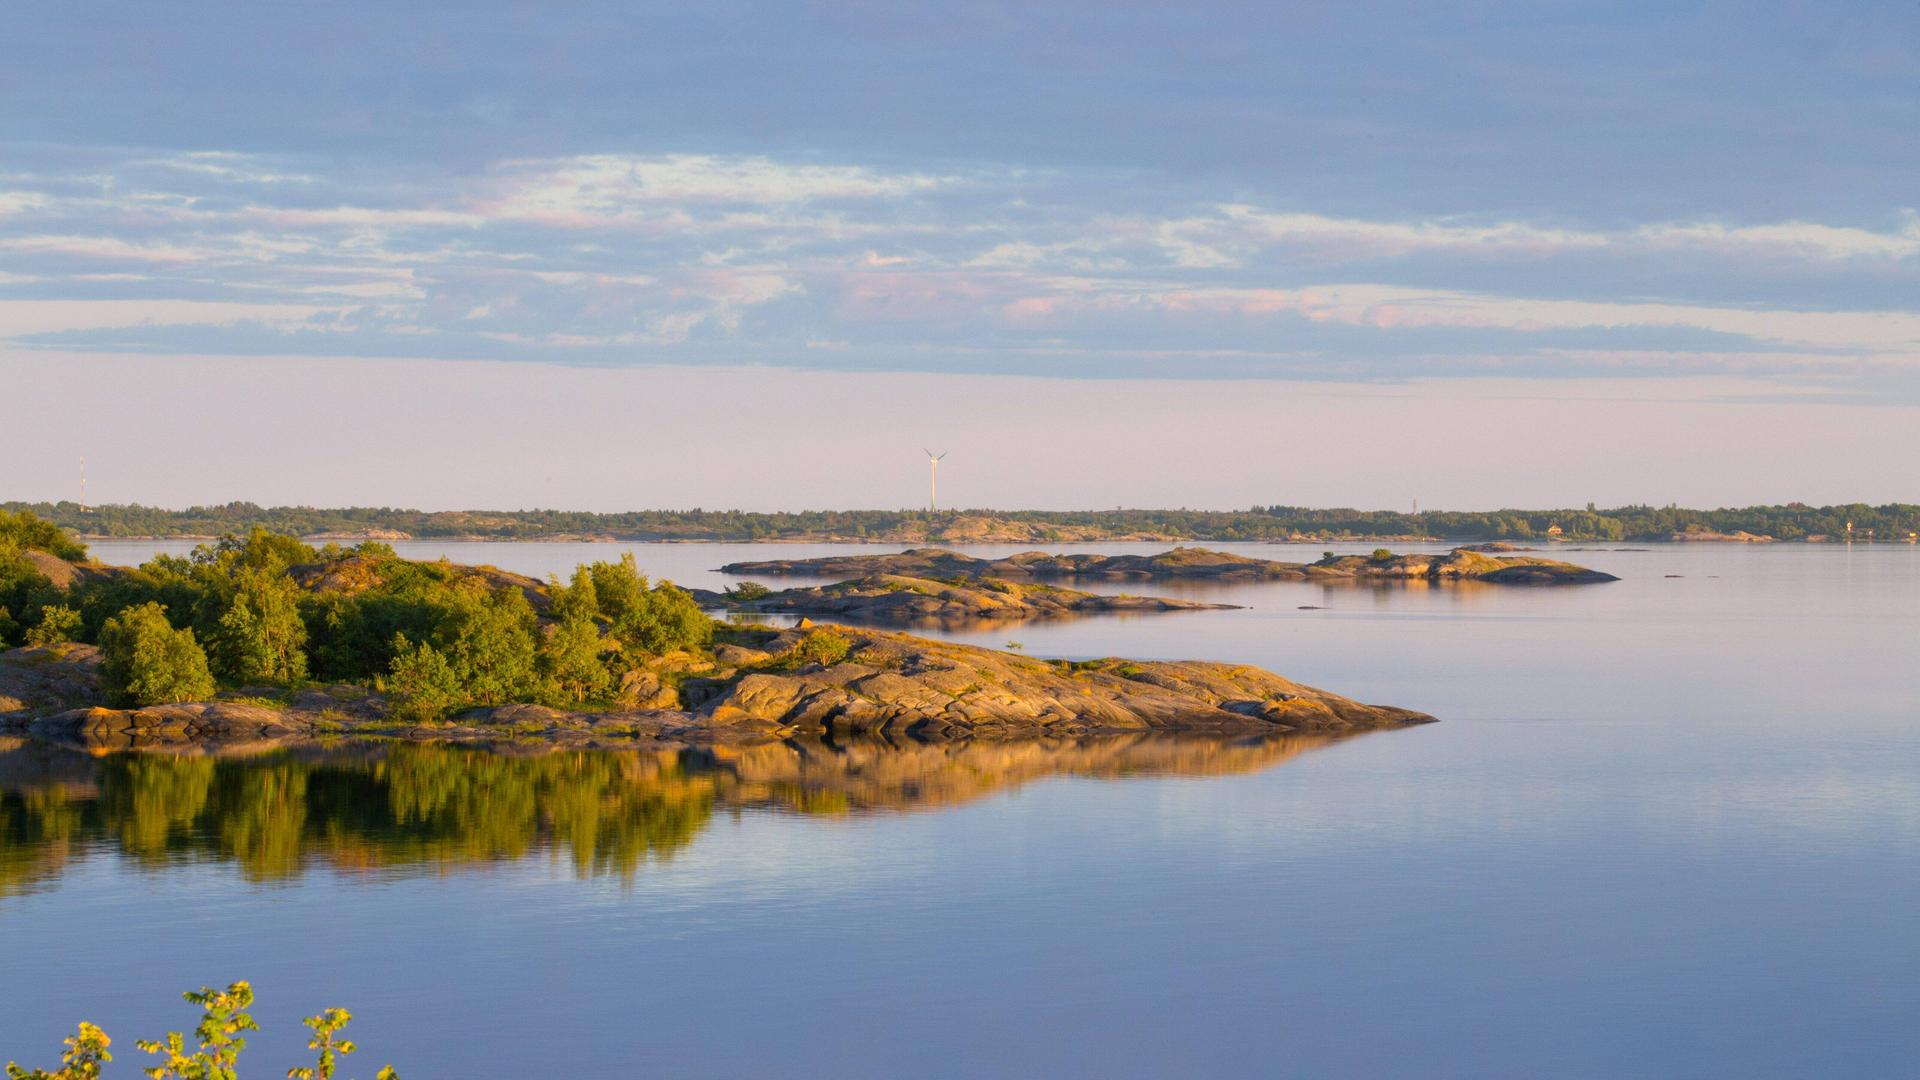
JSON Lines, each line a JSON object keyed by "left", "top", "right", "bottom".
{"left": 3, "top": 2, "right": 1917, "bottom": 508}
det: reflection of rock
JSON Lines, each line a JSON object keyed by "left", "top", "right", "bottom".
{"left": 692, "top": 574, "right": 1236, "bottom": 623}
{"left": 0, "top": 730, "right": 1362, "bottom": 891}
{"left": 709, "top": 732, "right": 1347, "bottom": 814}
{"left": 722, "top": 545, "right": 1617, "bottom": 585}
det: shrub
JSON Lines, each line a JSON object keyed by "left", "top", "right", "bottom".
{"left": 722, "top": 581, "right": 771, "bottom": 601}
{"left": 26, "top": 604, "right": 82, "bottom": 647}
{"left": 787, "top": 628, "right": 852, "bottom": 668}
{"left": 0, "top": 510, "right": 87, "bottom": 562}
{"left": 386, "top": 634, "right": 464, "bottom": 722}
{"left": 98, "top": 602, "right": 216, "bottom": 706}
{"left": 583, "top": 557, "right": 715, "bottom": 658}
{"left": 1370, "top": 548, "right": 1394, "bottom": 562}
{"left": 538, "top": 615, "right": 613, "bottom": 704}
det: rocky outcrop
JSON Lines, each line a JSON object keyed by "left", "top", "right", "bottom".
{"left": 0, "top": 644, "right": 104, "bottom": 721}
{"left": 30, "top": 702, "right": 307, "bottom": 745}
{"left": 691, "top": 574, "right": 1237, "bottom": 623}
{"left": 674, "top": 625, "right": 1432, "bottom": 739}
{"left": 722, "top": 545, "right": 1618, "bottom": 585}
{"left": 286, "top": 554, "right": 553, "bottom": 610}
{"left": 1307, "top": 548, "right": 1619, "bottom": 584}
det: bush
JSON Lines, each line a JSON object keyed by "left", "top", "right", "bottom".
{"left": 723, "top": 581, "right": 771, "bottom": 601}
{"left": 98, "top": 602, "right": 216, "bottom": 706}
{"left": 582, "top": 555, "right": 713, "bottom": 657}
{"left": 26, "top": 604, "right": 82, "bottom": 646}
{"left": 206, "top": 567, "right": 309, "bottom": 684}
{"left": 1370, "top": 548, "right": 1394, "bottom": 562}
{"left": 0, "top": 510, "right": 87, "bottom": 562}
{"left": 538, "top": 616, "right": 613, "bottom": 704}
{"left": 787, "top": 628, "right": 852, "bottom": 668}
{"left": 385, "top": 634, "right": 464, "bottom": 722}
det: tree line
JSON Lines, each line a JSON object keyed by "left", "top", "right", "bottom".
{"left": 10, "top": 500, "right": 1919, "bottom": 543}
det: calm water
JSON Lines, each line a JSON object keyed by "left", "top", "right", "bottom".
{"left": 4, "top": 540, "right": 1918, "bottom": 1077}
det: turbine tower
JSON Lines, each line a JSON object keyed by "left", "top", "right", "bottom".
{"left": 924, "top": 449, "right": 948, "bottom": 512}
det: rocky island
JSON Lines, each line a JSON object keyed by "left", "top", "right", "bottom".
{"left": 0, "top": 512, "right": 1432, "bottom": 749}
{"left": 721, "top": 545, "right": 1619, "bottom": 584}
{"left": 3, "top": 623, "right": 1431, "bottom": 748}
{"left": 689, "top": 574, "right": 1237, "bottom": 623}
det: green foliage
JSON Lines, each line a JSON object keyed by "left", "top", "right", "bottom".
{"left": 1004, "top": 641, "right": 1024, "bottom": 652}
{"left": 786, "top": 628, "right": 852, "bottom": 668}
{"left": 0, "top": 510, "right": 87, "bottom": 561}
{"left": 385, "top": 635, "right": 463, "bottom": 722}
{"left": 582, "top": 555, "right": 713, "bottom": 658}
{"left": 1370, "top": 548, "right": 1394, "bottom": 562}
{"left": 538, "top": 616, "right": 612, "bottom": 705}
{"left": 10, "top": 983, "right": 397, "bottom": 1080}
{"left": 98, "top": 602, "right": 217, "bottom": 706}
{"left": 288, "top": 1008, "right": 397, "bottom": 1080}
{"left": 722, "top": 580, "right": 771, "bottom": 601}
{"left": 5, "top": 1022, "right": 111, "bottom": 1080}
{"left": 547, "top": 565, "right": 600, "bottom": 624}
{"left": 0, "top": 544, "right": 64, "bottom": 648}
{"left": 206, "top": 568, "right": 308, "bottom": 684}
{"left": 135, "top": 981, "right": 260, "bottom": 1080}
{"left": 25, "top": 604, "right": 83, "bottom": 646}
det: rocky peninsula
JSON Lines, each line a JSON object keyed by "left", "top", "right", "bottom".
{"left": 1, "top": 621, "right": 1433, "bottom": 750}
{"left": 690, "top": 574, "right": 1237, "bottom": 623}
{"left": 721, "top": 545, "right": 1619, "bottom": 584}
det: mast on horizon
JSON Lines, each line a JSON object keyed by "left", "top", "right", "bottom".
{"left": 924, "top": 449, "right": 948, "bottom": 512}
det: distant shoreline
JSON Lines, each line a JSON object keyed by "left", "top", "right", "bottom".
{"left": 15, "top": 500, "right": 1916, "bottom": 547}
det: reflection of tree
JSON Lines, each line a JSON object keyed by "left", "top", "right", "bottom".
{"left": 0, "top": 732, "right": 1351, "bottom": 890}
{"left": 103, "top": 754, "right": 215, "bottom": 866}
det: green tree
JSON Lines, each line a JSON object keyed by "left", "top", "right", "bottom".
{"left": 787, "top": 628, "right": 852, "bottom": 668}
{"left": 583, "top": 555, "right": 713, "bottom": 658}
{"left": 538, "top": 616, "right": 612, "bottom": 705}
{"left": 206, "top": 567, "right": 309, "bottom": 684}
{"left": 25, "top": 604, "right": 82, "bottom": 647}
{"left": 98, "top": 603, "right": 217, "bottom": 706}
{"left": 386, "top": 634, "right": 463, "bottom": 722}
{"left": 548, "top": 565, "right": 600, "bottom": 624}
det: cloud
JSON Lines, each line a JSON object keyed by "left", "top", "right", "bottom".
{"left": 0, "top": 146, "right": 1914, "bottom": 391}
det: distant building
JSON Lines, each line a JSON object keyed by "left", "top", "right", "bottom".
{"left": 1546, "top": 523, "right": 1564, "bottom": 537}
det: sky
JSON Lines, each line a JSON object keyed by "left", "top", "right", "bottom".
{"left": 3, "top": 1, "right": 1917, "bottom": 511}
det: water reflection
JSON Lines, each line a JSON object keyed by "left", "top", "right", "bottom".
{"left": 0, "top": 731, "right": 1343, "bottom": 895}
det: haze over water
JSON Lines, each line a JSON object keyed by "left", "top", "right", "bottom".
{"left": 4, "top": 540, "right": 1917, "bottom": 1077}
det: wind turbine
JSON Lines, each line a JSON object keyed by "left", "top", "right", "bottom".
{"left": 924, "top": 449, "right": 948, "bottom": 512}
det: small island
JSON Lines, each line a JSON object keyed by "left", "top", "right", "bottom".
{"left": 721, "top": 545, "right": 1619, "bottom": 585}
{"left": 0, "top": 511, "right": 1432, "bottom": 748}
{"left": 689, "top": 574, "right": 1238, "bottom": 623}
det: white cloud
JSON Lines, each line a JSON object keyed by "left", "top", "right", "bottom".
{"left": 0, "top": 299, "right": 345, "bottom": 338}
{"left": 478, "top": 154, "right": 954, "bottom": 227}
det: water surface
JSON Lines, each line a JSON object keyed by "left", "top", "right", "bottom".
{"left": 4, "top": 540, "right": 1916, "bottom": 1077}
